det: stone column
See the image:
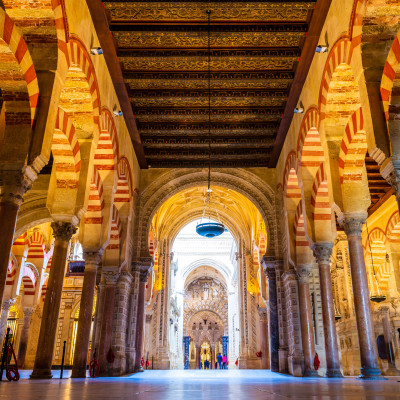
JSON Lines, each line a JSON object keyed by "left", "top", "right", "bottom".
{"left": 133, "top": 260, "right": 153, "bottom": 373}
{"left": 380, "top": 306, "right": 400, "bottom": 376}
{"left": 30, "top": 221, "right": 77, "bottom": 379}
{"left": 258, "top": 307, "right": 269, "bottom": 369}
{"left": 0, "top": 298, "right": 15, "bottom": 341}
{"left": 295, "top": 264, "right": 318, "bottom": 377}
{"left": 97, "top": 269, "right": 119, "bottom": 376}
{"left": 17, "top": 307, "right": 34, "bottom": 368}
{"left": 342, "top": 212, "right": 383, "bottom": 379}
{"left": 261, "top": 256, "right": 279, "bottom": 372}
{"left": 71, "top": 251, "right": 101, "bottom": 378}
{"left": 0, "top": 169, "right": 36, "bottom": 305}
{"left": 312, "top": 243, "right": 342, "bottom": 378}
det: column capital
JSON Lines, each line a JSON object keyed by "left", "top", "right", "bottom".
{"left": 1, "top": 298, "right": 15, "bottom": 311}
{"left": 311, "top": 242, "right": 333, "bottom": 264}
{"left": 261, "top": 256, "right": 278, "bottom": 280}
{"left": 340, "top": 211, "right": 367, "bottom": 237}
{"left": 102, "top": 268, "right": 120, "bottom": 286}
{"left": 132, "top": 257, "right": 154, "bottom": 282}
{"left": 22, "top": 307, "right": 35, "bottom": 318}
{"left": 82, "top": 250, "right": 103, "bottom": 270}
{"left": 379, "top": 305, "right": 390, "bottom": 315}
{"left": 51, "top": 221, "right": 77, "bottom": 242}
{"left": 0, "top": 167, "right": 37, "bottom": 206}
{"left": 295, "top": 264, "right": 313, "bottom": 284}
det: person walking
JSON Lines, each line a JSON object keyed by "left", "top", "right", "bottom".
{"left": 222, "top": 355, "right": 227, "bottom": 369}
{"left": 217, "top": 353, "right": 222, "bottom": 369}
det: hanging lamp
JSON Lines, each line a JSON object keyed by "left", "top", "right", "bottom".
{"left": 334, "top": 300, "right": 342, "bottom": 321}
{"left": 196, "top": 9, "right": 225, "bottom": 239}
{"left": 365, "top": 220, "right": 386, "bottom": 303}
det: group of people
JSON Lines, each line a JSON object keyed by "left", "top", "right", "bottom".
{"left": 216, "top": 353, "right": 227, "bottom": 369}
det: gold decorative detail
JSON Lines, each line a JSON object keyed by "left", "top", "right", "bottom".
{"left": 135, "top": 114, "right": 281, "bottom": 123}
{"left": 132, "top": 96, "right": 286, "bottom": 108}
{"left": 120, "top": 56, "right": 295, "bottom": 71}
{"left": 105, "top": 2, "right": 314, "bottom": 22}
{"left": 115, "top": 31, "right": 304, "bottom": 48}
{"left": 127, "top": 78, "right": 292, "bottom": 90}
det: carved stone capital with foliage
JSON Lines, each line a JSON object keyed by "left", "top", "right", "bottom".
{"left": 340, "top": 212, "right": 367, "bottom": 238}
{"left": 51, "top": 221, "right": 77, "bottom": 242}
{"left": 0, "top": 166, "right": 37, "bottom": 206}
{"left": 132, "top": 257, "right": 154, "bottom": 282}
{"left": 261, "top": 255, "right": 277, "bottom": 281}
{"left": 83, "top": 250, "right": 103, "bottom": 270}
{"left": 295, "top": 264, "right": 312, "bottom": 284}
{"left": 311, "top": 242, "right": 333, "bottom": 264}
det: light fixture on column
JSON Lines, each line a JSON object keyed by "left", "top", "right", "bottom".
{"left": 366, "top": 220, "right": 386, "bottom": 303}
{"left": 196, "top": 9, "right": 225, "bottom": 239}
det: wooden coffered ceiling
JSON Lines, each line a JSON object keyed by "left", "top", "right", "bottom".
{"left": 89, "top": 0, "right": 332, "bottom": 168}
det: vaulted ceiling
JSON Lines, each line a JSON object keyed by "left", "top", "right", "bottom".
{"left": 90, "top": 1, "right": 331, "bottom": 168}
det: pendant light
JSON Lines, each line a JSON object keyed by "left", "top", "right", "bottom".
{"left": 365, "top": 220, "right": 386, "bottom": 303}
{"left": 196, "top": 9, "right": 225, "bottom": 239}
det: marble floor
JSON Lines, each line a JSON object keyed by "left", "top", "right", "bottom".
{"left": 0, "top": 369, "right": 399, "bottom": 399}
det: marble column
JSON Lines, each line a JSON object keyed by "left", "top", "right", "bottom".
{"left": 342, "top": 212, "right": 383, "bottom": 379}
{"left": 0, "top": 169, "right": 36, "bottom": 305}
{"left": 380, "top": 306, "right": 400, "bottom": 376}
{"left": 261, "top": 256, "right": 279, "bottom": 372}
{"left": 0, "top": 298, "right": 15, "bottom": 341}
{"left": 17, "top": 307, "right": 34, "bottom": 368}
{"left": 133, "top": 260, "right": 153, "bottom": 373}
{"left": 97, "top": 269, "right": 119, "bottom": 376}
{"left": 71, "top": 251, "right": 101, "bottom": 378}
{"left": 295, "top": 264, "right": 318, "bottom": 377}
{"left": 312, "top": 243, "right": 342, "bottom": 378}
{"left": 30, "top": 221, "right": 77, "bottom": 379}
{"left": 258, "top": 307, "right": 270, "bottom": 369}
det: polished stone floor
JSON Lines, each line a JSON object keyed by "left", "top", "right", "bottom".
{"left": 0, "top": 369, "right": 399, "bottom": 399}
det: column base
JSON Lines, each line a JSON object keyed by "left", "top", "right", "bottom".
{"left": 384, "top": 366, "right": 400, "bottom": 376}
{"left": 326, "top": 369, "right": 343, "bottom": 378}
{"left": 359, "top": 367, "right": 386, "bottom": 380}
{"left": 71, "top": 368, "right": 86, "bottom": 378}
{"left": 30, "top": 369, "right": 53, "bottom": 379}
{"left": 303, "top": 369, "right": 320, "bottom": 377}
{"left": 134, "top": 365, "right": 144, "bottom": 373}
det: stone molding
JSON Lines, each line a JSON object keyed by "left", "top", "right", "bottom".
{"left": 0, "top": 167, "right": 38, "bottom": 207}
{"left": 261, "top": 256, "right": 278, "bottom": 280}
{"left": 258, "top": 307, "right": 268, "bottom": 322}
{"left": 51, "top": 221, "right": 77, "bottom": 242}
{"left": 339, "top": 211, "right": 368, "bottom": 238}
{"left": 311, "top": 242, "right": 333, "bottom": 264}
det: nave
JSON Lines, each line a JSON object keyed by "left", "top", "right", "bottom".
{"left": 2, "top": 370, "right": 399, "bottom": 400}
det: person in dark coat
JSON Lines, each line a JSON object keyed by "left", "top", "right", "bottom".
{"left": 217, "top": 353, "right": 222, "bottom": 369}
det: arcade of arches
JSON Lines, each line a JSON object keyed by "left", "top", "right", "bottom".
{"left": 2, "top": 0, "right": 400, "bottom": 389}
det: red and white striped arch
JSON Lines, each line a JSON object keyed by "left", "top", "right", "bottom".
{"left": 296, "top": 108, "right": 322, "bottom": 166}
{"left": 311, "top": 163, "right": 331, "bottom": 223}
{"left": 20, "top": 263, "right": 37, "bottom": 297}
{"left": 6, "top": 259, "right": 16, "bottom": 287}
{"left": 386, "top": 211, "right": 400, "bottom": 243}
{"left": 52, "top": 108, "right": 81, "bottom": 190}
{"left": 0, "top": 8, "right": 39, "bottom": 126}
{"left": 365, "top": 228, "right": 390, "bottom": 292}
{"left": 26, "top": 231, "right": 46, "bottom": 269}
{"left": 114, "top": 158, "right": 133, "bottom": 205}
{"left": 319, "top": 37, "right": 354, "bottom": 121}
{"left": 85, "top": 167, "right": 104, "bottom": 225}
{"left": 107, "top": 204, "right": 122, "bottom": 251}
{"left": 294, "top": 203, "right": 310, "bottom": 249}
{"left": 381, "top": 31, "right": 400, "bottom": 121}
{"left": 97, "top": 108, "right": 119, "bottom": 170}
{"left": 338, "top": 108, "right": 367, "bottom": 184}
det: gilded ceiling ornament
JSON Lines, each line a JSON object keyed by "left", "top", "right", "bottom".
{"left": 106, "top": 2, "right": 314, "bottom": 22}
{"left": 120, "top": 56, "right": 295, "bottom": 71}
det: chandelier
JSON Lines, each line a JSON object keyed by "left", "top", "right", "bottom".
{"left": 196, "top": 10, "right": 225, "bottom": 239}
